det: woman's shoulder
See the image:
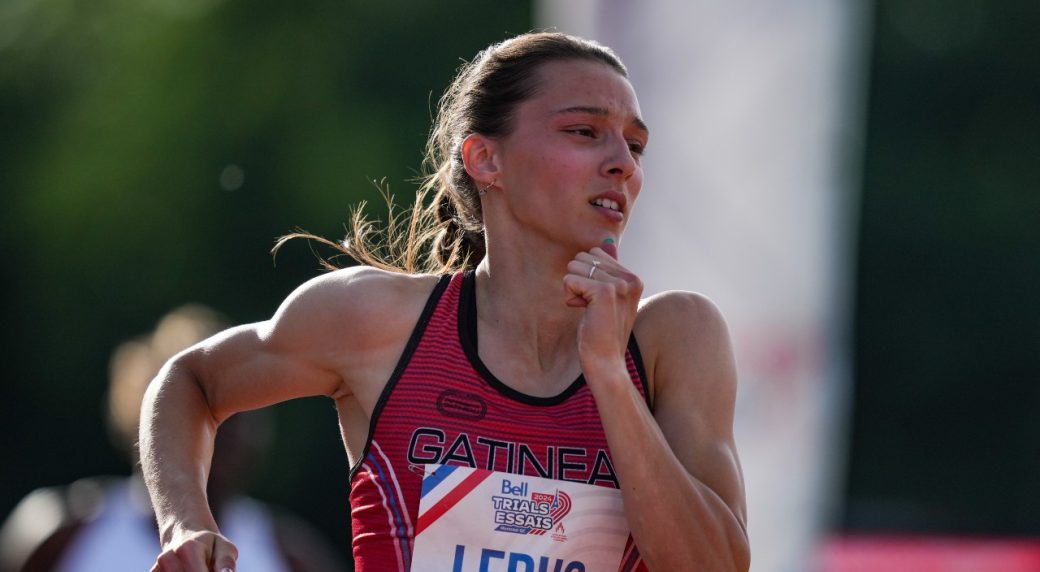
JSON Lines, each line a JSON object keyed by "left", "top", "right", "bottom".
{"left": 284, "top": 266, "right": 442, "bottom": 312}
{"left": 634, "top": 290, "right": 736, "bottom": 405}
{"left": 637, "top": 290, "right": 728, "bottom": 333}
{"left": 634, "top": 290, "right": 732, "bottom": 364}
{"left": 266, "top": 266, "right": 445, "bottom": 349}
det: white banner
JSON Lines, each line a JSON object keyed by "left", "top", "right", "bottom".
{"left": 538, "top": 2, "right": 869, "bottom": 570}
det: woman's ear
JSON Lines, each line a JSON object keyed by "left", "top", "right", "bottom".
{"left": 461, "top": 133, "right": 499, "bottom": 185}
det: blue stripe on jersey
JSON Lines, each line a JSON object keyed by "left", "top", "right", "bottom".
{"left": 420, "top": 464, "right": 459, "bottom": 498}
{"left": 366, "top": 450, "right": 413, "bottom": 567}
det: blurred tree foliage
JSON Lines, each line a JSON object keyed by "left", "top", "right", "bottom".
{"left": 0, "top": 0, "right": 530, "bottom": 562}
{"left": 846, "top": 0, "right": 1040, "bottom": 535}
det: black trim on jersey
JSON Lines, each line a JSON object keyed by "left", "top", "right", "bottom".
{"left": 459, "top": 271, "right": 649, "bottom": 409}
{"left": 348, "top": 274, "right": 453, "bottom": 481}
{"left": 627, "top": 335, "right": 653, "bottom": 411}
{"left": 459, "top": 271, "right": 586, "bottom": 406}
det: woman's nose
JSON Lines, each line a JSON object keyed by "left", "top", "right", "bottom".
{"left": 602, "top": 135, "right": 638, "bottom": 180}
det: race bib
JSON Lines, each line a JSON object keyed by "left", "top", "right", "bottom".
{"left": 412, "top": 464, "right": 630, "bottom": 572}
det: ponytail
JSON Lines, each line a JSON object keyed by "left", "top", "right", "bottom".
{"left": 273, "top": 180, "right": 481, "bottom": 274}
{"left": 431, "top": 186, "right": 485, "bottom": 271}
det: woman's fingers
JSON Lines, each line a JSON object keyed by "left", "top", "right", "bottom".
{"left": 157, "top": 546, "right": 198, "bottom": 572}
{"left": 564, "top": 247, "right": 643, "bottom": 376}
{"left": 569, "top": 251, "right": 636, "bottom": 292}
{"left": 151, "top": 532, "right": 237, "bottom": 572}
{"left": 567, "top": 260, "right": 608, "bottom": 282}
{"left": 151, "top": 555, "right": 183, "bottom": 572}
{"left": 211, "top": 536, "right": 239, "bottom": 572}
{"left": 564, "top": 250, "right": 637, "bottom": 312}
{"left": 569, "top": 251, "right": 620, "bottom": 281}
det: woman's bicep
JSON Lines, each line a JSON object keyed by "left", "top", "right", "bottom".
{"left": 176, "top": 320, "right": 342, "bottom": 423}
{"left": 173, "top": 271, "right": 369, "bottom": 422}
{"left": 173, "top": 266, "right": 423, "bottom": 422}
{"left": 646, "top": 291, "right": 747, "bottom": 527}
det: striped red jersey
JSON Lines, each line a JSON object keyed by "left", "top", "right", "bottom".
{"left": 348, "top": 272, "right": 650, "bottom": 571}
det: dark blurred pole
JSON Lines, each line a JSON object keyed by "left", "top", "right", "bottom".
{"left": 847, "top": 0, "right": 1040, "bottom": 536}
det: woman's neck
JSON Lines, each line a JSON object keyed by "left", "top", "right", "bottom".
{"left": 472, "top": 237, "right": 585, "bottom": 393}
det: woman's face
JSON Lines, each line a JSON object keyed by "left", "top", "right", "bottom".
{"left": 491, "top": 59, "right": 649, "bottom": 254}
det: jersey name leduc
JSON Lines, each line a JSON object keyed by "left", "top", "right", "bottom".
{"left": 412, "top": 464, "right": 629, "bottom": 572}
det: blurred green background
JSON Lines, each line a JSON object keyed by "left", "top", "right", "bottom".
{"left": 1, "top": 0, "right": 533, "bottom": 563}
{"left": 0, "top": 0, "right": 1036, "bottom": 567}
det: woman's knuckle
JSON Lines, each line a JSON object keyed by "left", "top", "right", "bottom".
{"left": 174, "top": 539, "right": 201, "bottom": 557}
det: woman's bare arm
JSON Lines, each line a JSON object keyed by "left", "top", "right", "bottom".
{"left": 623, "top": 291, "right": 749, "bottom": 570}
{"left": 139, "top": 266, "right": 428, "bottom": 572}
{"left": 566, "top": 252, "right": 749, "bottom": 571}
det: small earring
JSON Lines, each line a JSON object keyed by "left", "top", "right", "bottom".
{"left": 478, "top": 180, "right": 495, "bottom": 196}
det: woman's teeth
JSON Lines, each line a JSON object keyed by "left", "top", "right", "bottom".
{"left": 592, "top": 198, "right": 620, "bottom": 211}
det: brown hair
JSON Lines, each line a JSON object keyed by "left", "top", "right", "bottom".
{"left": 276, "top": 32, "right": 628, "bottom": 273}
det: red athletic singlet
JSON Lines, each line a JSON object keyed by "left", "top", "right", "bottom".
{"left": 348, "top": 272, "right": 650, "bottom": 571}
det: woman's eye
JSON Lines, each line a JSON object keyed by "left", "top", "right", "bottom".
{"left": 628, "top": 141, "right": 646, "bottom": 156}
{"left": 566, "top": 128, "right": 596, "bottom": 138}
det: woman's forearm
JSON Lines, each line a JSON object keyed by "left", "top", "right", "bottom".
{"left": 139, "top": 359, "right": 222, "bottom": 545}
{"left": 588, "top": 368, "right": 750, "bottom": 571}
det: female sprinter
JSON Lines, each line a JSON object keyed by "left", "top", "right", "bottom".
{"left": 140, "top": 32, "right": 749, "bottom": 572}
